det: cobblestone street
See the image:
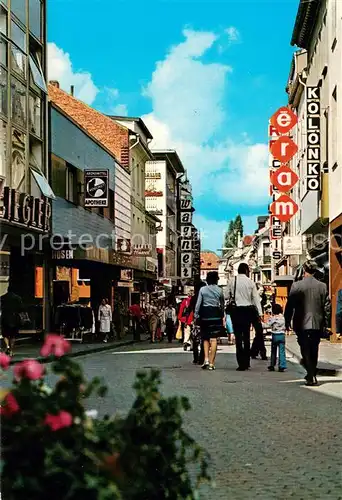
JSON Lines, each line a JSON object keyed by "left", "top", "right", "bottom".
{"left": 74, "top": 342, "right": 342, "bottom": 499}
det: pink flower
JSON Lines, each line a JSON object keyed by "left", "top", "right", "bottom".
{"left": 0, "top": 352, "right": 11, "bottom": 370}
{"left": 40, "top": 334, "right": 71, "bottom": 358}
{"left": 0, "top": 392, "right": 20, "bottom": 417}
{"left": 44, "top": 410, "right": 73, "bottom": 431}
{"left": 14, "top": 359, "right": 45, "bottom": 381}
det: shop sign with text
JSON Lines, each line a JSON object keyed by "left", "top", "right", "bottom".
{"left": 306, "top": 87, "right": 321, "bottom": 191}
{"left": 0, "top": 182, "right": 51, "bottom": 232}
{"left": 84, "top": 170, "right": 109, "bottom": 207}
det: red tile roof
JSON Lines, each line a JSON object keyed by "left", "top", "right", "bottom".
{"left": 200, "top": 252, "right": 219, "bottom": 270}
{"left": 48, "top": 83, "right": 130, "bottom": 168}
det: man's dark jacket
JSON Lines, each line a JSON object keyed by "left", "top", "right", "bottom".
{"left": 285, "top": 276, "right": 331, "bottom": 332}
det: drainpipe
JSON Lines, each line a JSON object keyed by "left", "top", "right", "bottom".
{"left": 129, "top": 135, "right": 140, "bottom": 151}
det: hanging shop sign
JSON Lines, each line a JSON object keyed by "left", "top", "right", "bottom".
{"left": 0, "top": 184, "right": 51, "bottom": 232}
{"left": 146, "top": 257, "right": 158, "bottom": 273}
{"left": 306, "top": 87, "right": 321, "bottom": 191}
{"left": 270, "top": 106, "right": 298, "bottom": 135}
{"left": 283, "top": 236, "right": 303, "bottom": 255}
{"left": 84, "top": 170, "right": 109, "bottom": 207}
{"left": 120, "top": 269, "right": 133, "bottom": 281}
{"left": 132, "top": 244, "right": 152, "bottom": 257}
{"left": 271, "top": 165, "right": 299, "bottom": 193}
{"left": 270, "top": 136, "right": 298, "bottom": 164}
{"left": 180, "top": 195, "right": 193, "bottom": 280}
{"left": 270, "top": 194, "right": 299, "bottom": 223}
{"left": 272, "top": 250, "right": 282, "bottom": 260}
{"left": 116, "top": 238, "right": 131, "bottom": 254}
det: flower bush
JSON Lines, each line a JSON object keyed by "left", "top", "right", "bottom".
{"left": 1, "top": 335, "right": 210, "bottom": 499}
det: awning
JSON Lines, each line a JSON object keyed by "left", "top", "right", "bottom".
{"left": 31, "top": 168, "right": 56, "bottom": 199}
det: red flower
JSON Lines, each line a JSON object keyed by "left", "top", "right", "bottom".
{"left": 0, "top": 352, "right": 11, "bottom": 370}
{"left": 44, "top": 410, "right": 73, "bottom": 431}
{"left": 40, "top": 334, "right": 71, "bottom": 358}
{"left": 14, "top": 359, "right": 45, "bottom": 381}
{"left": 0, "top": 392, "right": 20, "bottom": 417}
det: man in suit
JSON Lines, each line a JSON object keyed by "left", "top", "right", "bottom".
{"left": 285, "top": 260, "right": 331, "bottom": 386}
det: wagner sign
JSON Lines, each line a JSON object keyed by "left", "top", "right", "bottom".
{"left": 306, "top": 87, "right": 321, "bottom": 191}
{"left": 0, "top": 184, "right": 51, "bottom": 232}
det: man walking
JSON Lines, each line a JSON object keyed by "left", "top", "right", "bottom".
{"left": 285, "top": 260, "right": 331, "bottom": 386}
{"left": 225, "top": 263, "right": 263, "bottom": 371}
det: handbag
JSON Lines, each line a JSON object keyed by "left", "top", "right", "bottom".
{"left": 225, "top": 277, "right": 237, "bottom": 315}
{"left": 175, "top": 321, "right": 182, "bottom": 340}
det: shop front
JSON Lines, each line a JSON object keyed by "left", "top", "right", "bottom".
{"left": 330, "top": 215, "right": 342, "bottom": 341}
{"left": 0, "top": 183, "right": 52, "bottom": 335}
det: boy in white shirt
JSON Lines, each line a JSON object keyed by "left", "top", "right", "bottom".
{"left": 264, "top": 303, "right": 287, "bottom": 372}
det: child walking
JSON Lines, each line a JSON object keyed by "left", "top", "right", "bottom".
{"left": 265, "top": 303, "right": 287, "bottom": 372}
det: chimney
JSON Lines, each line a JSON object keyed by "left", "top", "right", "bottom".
{"left": 49, "top": 80, "right": 60, "bottom": 88}
{"left": 71, "top": 85, "right": 74, "bottom": 96}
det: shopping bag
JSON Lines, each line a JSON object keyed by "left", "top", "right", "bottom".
{"left": 175, "top": 322, "right": 182, "bottom": 340}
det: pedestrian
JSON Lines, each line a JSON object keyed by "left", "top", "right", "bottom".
{"left": 0, "top": 285, "right": 23, "bottom": 357}
{"left": 226, "top": 313, "right": 235, "bottom": 345}
{"left": 264, "top": 303, "right": 287, "bottom": 372}
{"left": 225, "top": 263, "right": 263, "bottom": 371}
{"left": 285, "top": 260, "right": 331, "bottom": 386}
{"left": 250, "top": 308, "right": 267, "bottom": 360}
{"left": 178, "top": 293, "right": 193, "bottom": 346}
{"left": 149, "top": 302, "right": 159, "bottom": 343}
{"left": 98, "top": 298, "right": 112, "bottom": 343}
{"left": 163, "top": 302, "right": 177, "bottom": 343}
{"left": 129, "top": 300, "right": 142, "bottom": 341}
{"left": 188, "top": 280, "right": 206, "bottom": 364}
{"left": 195, "top": 271, "right": 225, "bottom": 371}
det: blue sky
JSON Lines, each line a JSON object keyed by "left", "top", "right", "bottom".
{"left": 48, "top": 0, "right": 299, "bottom": 252}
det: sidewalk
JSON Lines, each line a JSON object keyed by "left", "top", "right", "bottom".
{"left": 9, "top": 333, "right": 150, "bottom": 365}
{"left": 286, "top": 335, "right": 342, "bottom": 376}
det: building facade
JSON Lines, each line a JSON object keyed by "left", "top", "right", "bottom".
{"left": 0, "top": 0, "right": 54, "bottom": 333}
{"left": 145, "top": 150, "right": 184, "bottom": 284}
{"left": 286, "top": 0, "right": 341, "bottom": 338}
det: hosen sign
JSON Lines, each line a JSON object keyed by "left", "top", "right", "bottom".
{"left": 306, "top": 87, "right": 321, "bottom": 191}
{"left": 0, "top": 183, "right": 51, "bottom": 232}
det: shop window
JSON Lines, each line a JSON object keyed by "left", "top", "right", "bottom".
{"left": 11, "top": 75, "right": 26, "bottom": 127}
{"left": 29, "top": 54, "right": 46, "bottom": 92}
{"left": 11, "top": 20, "right": 26, "bottom": 52}
{"left": 11, "top": 0, "right": 26, "bottom": 26}
{"left": 11, "top": 43, "right": 26, "bottom": 78}
{"left": 29, "top": 92, "right": 41, "bottom": 136}
{"left": 66, "top": 164, "right": 77, "bottom": 204}
{"left": 51, "top": 153, "right": 66, "bottom": 198}
{"left": 29, "top": 0, "right": 41, "bottom": 40}
{"left": 0, "top": 6, "right": 7, "bottom": 36}
{"left": 0, "top": 118, "right": 6, "bottom": 178}
{"left": 11, "top": 127, "right": 26, "bottom": 191}
{"left": 0, "top": 66, "right": 7, "bottom": 115}
{"left": 0, "top": 36, "right": 7, "bottom": 66}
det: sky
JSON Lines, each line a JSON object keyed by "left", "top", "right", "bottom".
{"left": 48, "top": 0, "right": 300, "bottom": 252}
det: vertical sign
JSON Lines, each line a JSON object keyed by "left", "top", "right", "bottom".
{"left": 180, "top": 194, "right": 193, "bottom": 280}
{"left": 192, "top": 227, "right": 201, "bottom": 280}
{"left": 306, "top": 87, "right": 321, "bottom": 191}
{"left": 84, "top": 170, "right": 109, "bottom": 207}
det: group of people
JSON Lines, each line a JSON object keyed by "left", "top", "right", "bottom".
{"left": 188, "top": 259, "right": 331, "bottom": 386}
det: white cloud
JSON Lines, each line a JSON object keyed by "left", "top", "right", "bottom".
{"left": 112, "top": 103, "right": 128, "bottom": 116}
{"left": 225, "top": 26, "right": 240, "bottom": 43}
{"left": 48, "top": 43, "right": 99, "bottom": 105}
{"left": 193, "top": 214, "right": 228, "bottom": 252}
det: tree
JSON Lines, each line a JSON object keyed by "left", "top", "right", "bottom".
{"left": 223, "top": 215, "right": 244, "bottom": 251}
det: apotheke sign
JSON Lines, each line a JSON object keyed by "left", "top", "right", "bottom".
{"left": 0, "top": 184, "right": 51, "bottom": 232}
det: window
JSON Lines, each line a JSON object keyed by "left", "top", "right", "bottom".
{"left": 0, "top": 119, "right": 6, "bottom": 178}
{"left": 29, "top": 93, "right": 41, "bottom": 136}
{"left": 29, "top": 0, "right": 41, "bottom": 39}
{"left": 11, "top": 43, "right": 26, "bottom": 77}
{"left": 0, "top": 36, "right": 7, "bottom": 66}
{"left": 11, "top": 21, "right": 26, "bottom": 52}
{"left": 0, "top": 6, "right": 7, "bottom": 36}
{"left": 11, "top": 127, "right": 26, "bottom": 191}
{"left": 31, "top": 168, "right": 55, "bottom": 198}
{"left": 51, "top": 154, "right": 66, "bottom": 198}
{"left": 66, "top": 166, "right": 77, "bottom": 203}
{"left": 11, "top": 0, "right": 26, "bottom": 25}
{"left": 0, "top": 67, "right": 7, "bottom": 115}
{"left": 11, "top": 76, "right": 26, "bottom": 127}
{"left": 29, "top": 54, "right": 46, "bottom": 92}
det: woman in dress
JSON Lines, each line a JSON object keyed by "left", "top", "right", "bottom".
{"left": 98, "top": 298, "right": 112, "bottom": 343}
